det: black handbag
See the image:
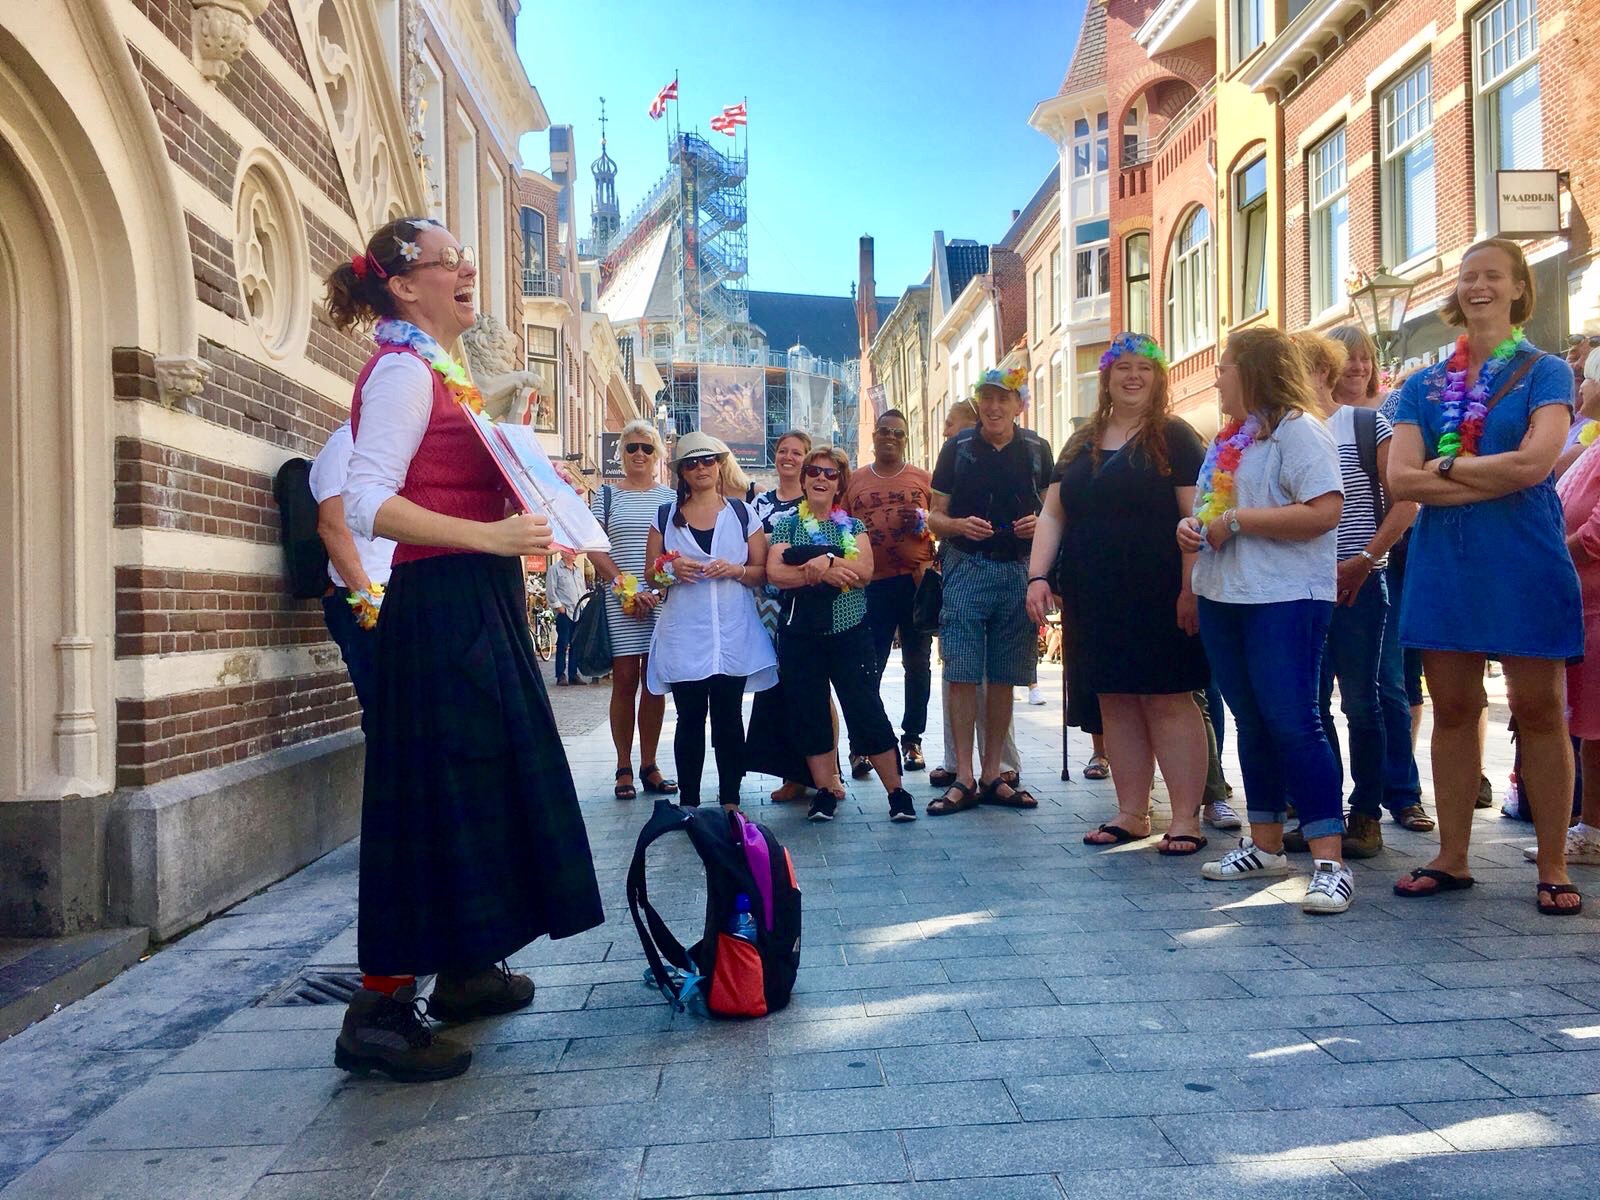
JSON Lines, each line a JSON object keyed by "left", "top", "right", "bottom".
{"left": 778, "top": 545, "right": 839, "bottom": 636}
{"left": 912, "top": 564, "right": 942, "bottom": 635}
{"left": 573, "top": 589, "right": 612, "bottom": 677}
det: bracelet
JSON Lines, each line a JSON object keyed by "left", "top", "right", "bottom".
{"left": 1028, "top": 576, "right": 1049, "bottom": 585}
{"left": 1358, "top": 549, "right": 1377, "bottom": 565}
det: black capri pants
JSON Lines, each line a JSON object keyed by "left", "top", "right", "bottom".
{"left": 779, "top": 622, "right": 897, "bottom": 760}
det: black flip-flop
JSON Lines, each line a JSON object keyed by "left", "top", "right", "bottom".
{"left": 1537, "top": 882, "right": 1584, "bottom": 916}
{"left": 1392, "top": 867, "right": 1475, "bottom": 897}
{"left": 1158, "top": 833, "right": 1208, "bottom": 857}
{"left": 1083, "top": 823, "right": 1142, "bottom": 846}
{"left": 981, "top": 779, "right": 1038, "bottom": 809}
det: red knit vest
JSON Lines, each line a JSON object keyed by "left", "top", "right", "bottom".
{"left": 350, "top": 345, "right": 507, "bottom": 565}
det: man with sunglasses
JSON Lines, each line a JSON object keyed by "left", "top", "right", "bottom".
{"left": 845, "top": 410, "right": 935, "bottom": 776}
{"left": 926, "top": 370, "right": 1054, "bottom": 815}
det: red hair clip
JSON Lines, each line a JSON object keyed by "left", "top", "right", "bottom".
{"left": 350, "top": 253, "right": 387, "bottom": 281}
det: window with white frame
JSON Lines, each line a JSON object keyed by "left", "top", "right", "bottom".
{"left": 1234, "top": 0, "right": 1266, "bottom": 65}
{"left": 1235, "top": 157, "right": 1268, "bottom": 319}
{"left": 1075, "top": 219, "right": 1110, "bottom": 303}
{"left": 1165, "top": 207, "right": 1214, "bottom": 359}
{"left": 1381, "top": 61, "right": 1437, "bottom": 266}
{"left": 1050, "top": 352, "right": 1064, "bottom": 423}
{"left": 1031, "top": 267, "right": 1044, "bottom": 342}
{"left": 1308, "top": 127, "right": 1350, "bottom": 315}
{"left": 520, "top": 206, "right": 546, "bottom": 283}
{"left": 452, "top": 106, "right": 478, "bottom": 264}
{"left": 483, "top": 163, "right": 505, "bottom": 324}
{"left": 1071, "top": 112, "right": 1109, "bottom": 178}
{"left": 1122, "top": 98, "right": 1147, "bottom": 166}
{"left": 418, "top": 50, "right": 445, "bottom": 219}
{"left": 1475, "top": 0, "right": 1541, "bottom": 187}
{"left": 1075, "top": 343, "right": 1106, "bottom": 421}
{"left": 1049, "top": 245, "right": 1062, "bottom": 327}
{"left": 1125, "top": 233, "right": 1151, "bottom": 335}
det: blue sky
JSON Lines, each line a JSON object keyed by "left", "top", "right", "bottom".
{"left": 516, "top": 0, "right": 1085, "bottom": 300}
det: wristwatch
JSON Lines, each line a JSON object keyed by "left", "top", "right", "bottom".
{"left": 1437, "top": 455, "right": 1457, "bottom": 477}
{"left": 1226, "top": 510, "right": 1242, "bottom": 535}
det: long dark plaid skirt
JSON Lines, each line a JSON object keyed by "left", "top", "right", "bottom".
{"left": 358, "top": 552, "right": 604, "bottom": 976}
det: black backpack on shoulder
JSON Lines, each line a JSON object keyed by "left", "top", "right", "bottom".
{"left": 627, "top": 799, "right": 801, "bottom": 1019}
{"left": 272, "top": 457, "right": 330, "bottom": 599}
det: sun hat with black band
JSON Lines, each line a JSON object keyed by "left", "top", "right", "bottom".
{"left": 670, "top": 430, "right": 728, "bottom": 465}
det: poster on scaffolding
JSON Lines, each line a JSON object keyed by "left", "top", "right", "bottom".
{"left": 788, "top": 369, "right": 836, "bottom": 447}
{"left": 698, "top": 364, "right": 766, "bottom": 466}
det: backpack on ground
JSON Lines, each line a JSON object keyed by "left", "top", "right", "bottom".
{"left": 627, "top": 799, "right": 801, "bottom": 1018}
{"left": 272, "top": 457, "right": 330, "bottom": 599}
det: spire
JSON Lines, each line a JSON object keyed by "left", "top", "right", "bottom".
{"left": 590, "top": 97, "right": 620, "bottom": 255}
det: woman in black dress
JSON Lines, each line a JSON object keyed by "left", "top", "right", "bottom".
{"left": 1028, "top": 333, "right": 1211, "bottom": 853}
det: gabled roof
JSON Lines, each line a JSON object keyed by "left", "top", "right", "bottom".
{"left": 744, "top": 291, "right": 894, "bottom": 364}
{"left": 945, "top": 242, "right": 989, "bottom": 305}
{"left": 1059, "top": 2, "right": 1107, "bottom": 95}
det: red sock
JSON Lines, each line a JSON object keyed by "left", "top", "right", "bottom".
{"left": 361, "top": 974, "right": 415, "bottom": 996}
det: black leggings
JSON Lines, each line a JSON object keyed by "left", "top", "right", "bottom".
{"left": 779, "top": 623, "right": 897, "bottom": 760}
{"left": 671, "top": 674, "right": 747, "bottom": 805}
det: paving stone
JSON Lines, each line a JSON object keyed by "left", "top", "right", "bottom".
{"left": 1462, "top": 1049, "right": 1600, "bottom": 1096}
{"left": 404, "top": 1096, "right": 747, "bottom": 1156}
{"left": 900, "top": 1116, "right": 1182, "bottom": 1178}
{"left": 0, "top": 1049, "right": 170, "bottom": 1135}
{"left": 856, "top": 978, "right": 1059, "bottom": 1016}
{"left": 1045, "top": 970, "right": 1249, "bottom": 1004}
{"left": 1238, "top": 1058, "right": 1510, "bottom": 1109}
{"left": 1224, "top": 965, "right": 1440, "bottom": 997}
{"left": 0, "top": 1147, "right": 282, "bottom": 1200}
{"left": 774, "top": 1077, "right": 1017, "bottom": 1135}
{"left": 1508, "top": 1013, "right": 1600, "bottom": 1050}
{"left": 1359, "top": 984, "right": 1595, "bottom": 1023}
{"left": 766, "top": 1011, "right": 978, "bottom": 1056}
{"left": 710, "top": 1179, "right": 1065, "bottom": 1200}
{"left": 155, "top": 1031, "right": 333, "bottom": 1073}
{"left": 877, "top": 1035, "right": 1107, "bottom": 1084}
{"left": 1154, "top": 1103, "right": 1452, "bottom": 1163}
{"left": 941, "top": 952, "right": 1122, "bottom": 982}
{"left": 1181, "top": 994, "right": 1393, "bottom": 1031}
{"left": 792, "top": 961, "right": 950, "bottom": 994}
{"left": 1090, "top": 1028, "right": 1337, "bottom": 1073}
{"left": 557, "top": 1025, "right": 769, "bottom": 1070}
{"left": 969, "top": 1001, "right": 1187, "bottom": 1039}
{"left": 1006, "top": 1068, "right": 1261, "bottom": 1120}
{"left": 1287, "top": 938, "right": 1489, "bottom": 968}
{"left": 660, "top": 1051, "right": 885, "bottom": 1096}
{"left": 463, "top": 1038, "right": 567, "bottom": 1074}
{"left": 0, "top": 1133, "right": 68, "bottom": 1193}
{"left": 1403, "top": 1094, "right": 1600, "bottom": 1150}
{"left": 1443, "top": 933, "right": 1600, "bottom": 960}
{"left": 1416, "top": 956, "right": 1600, "bottom": 989}
{"left": 1112, "top": 945, "right": 1307, "bottom": 975}
{"left": 1054, "top": 1161, "right": 1367, "bottom": 1199}
{"left": 61, "top": 1069, "right": 341, "bottom": 1151}
{"left": 426, "top": 1065, "right": 660, "bottom": 1121}
{"left": 269, "top": 1082, "right": 447, "bottom": 1172}
{"left": 1307, "top": 1019, "right": 1554, "bottom": 1062}
{"left": 639, "top": 1131, "right": 909, "bottom": 1197}
{"left": 1330, "top": 1145, "right": 1600, "bottom": 1199}
{"left": 241, "top": 1168, "right": 386, "bottom": 1199}
{"left": 840, "top": 935, "right": 1016, "bottom": 964}
{"left": 357, "top": 1148, "right": 644, "bottom": 1199}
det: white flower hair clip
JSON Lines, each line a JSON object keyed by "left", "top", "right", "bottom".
{"left": 407, "top": 218, "right": 442, "bottom": 231}
{"left": 395, "top": 238, "right": 422, "bottom": 262}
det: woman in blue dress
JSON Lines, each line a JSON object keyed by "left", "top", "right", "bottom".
{"left": 1387, "top": 238, "right": 1583, "bottom": 913}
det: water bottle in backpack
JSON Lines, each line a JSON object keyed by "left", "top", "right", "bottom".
{"left": 728, "top": 893, "right": 758, "bottom": 943}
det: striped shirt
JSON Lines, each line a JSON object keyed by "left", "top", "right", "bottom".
{"left": 1327, "top": 405, "right": 1392, "bottom": 565}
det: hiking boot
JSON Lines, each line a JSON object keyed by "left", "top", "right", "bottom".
{"left": 335, "top": 985, "right": 471, "bottom": 1083}
{"left": 887, "top": 788, "right": 917, "bottom": 822}
{"left": 1342, "top": 812, "right": 1384, "bottom": 859}
{"left": 427, "top": 962, "right": 536, "bottom": 1024}
{"left": 808, "top": 790, "right": 840, "bottom": 822}
{"left": 850, "top": 754, "right": 873, "bottom": 780}
{"left": 1281, "top": 824, "right": 1309, "bottom": 854}
{"left": 901, "top": 740, "right": 925, "bottom": 771}
{"left": 1476, "top": 774, "right": 1494, "bottom": 809}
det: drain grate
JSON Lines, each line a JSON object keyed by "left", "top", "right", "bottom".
{"left": 258, "top": 967, "right": 362, "bottom": 1007}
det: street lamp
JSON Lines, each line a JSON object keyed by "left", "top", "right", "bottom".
{"left": 1347, "top": 269, "right": 1417, "bottom": 371}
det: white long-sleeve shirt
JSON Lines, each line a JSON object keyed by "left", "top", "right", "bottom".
{"left": 342, "top": 354, "right": 434, "bottom": 540}
{"left": 308, "top": 421, "right": 396, "bottom": 588}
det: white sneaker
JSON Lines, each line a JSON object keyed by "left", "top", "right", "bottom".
{"left": 1203, "top": 800, "right": 1242, "bottom": 831}
{"left": 1303, "top": 859, "right": 1355, "bottom": 914}
{"left": 1028, "top": 685, "right": 1046, "bottom": 706}
{"left": 1523, "top": 826, "right": 1600, "bottom": 866}
{"left": 1201, "top": 838, "right": 1291, "bottom": 881}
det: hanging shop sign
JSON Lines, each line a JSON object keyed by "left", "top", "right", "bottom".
{"left": 1496, "top": 170, "right": 1561, "bottom": 237}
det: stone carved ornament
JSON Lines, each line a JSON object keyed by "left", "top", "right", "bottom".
{"left": 462, "top": 315, "right": 547, "bottom": 422}
{"left": 192, "top": 0, "right": 270, "bottom": 82}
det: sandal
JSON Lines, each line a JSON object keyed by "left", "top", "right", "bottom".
{"left": 1537, "top": 882, "right": 1584, "bottom": 916}
{"left": 927, "top": 780, "right": 978, "bottom": 816}
{"left": 929, "top": 767, "right": 956, "bottom": 789}
{"left": 1083, "top": 756, "right": 1111, "bottom": 781}
{"left": 1158, "top": 833, "right": 1209, "bottom": 857}
{"left": 1392, "top": 805, "right": 1435, "bottom": 832}
{"left": 980, "top": 778, "right": 1038, "bottom": 809}
{"left": 999, "top": 770, "right": 1021, "bottom": 787}
{"left": 1083, "top": 823, "right": 1145, "bottom": 846}
{"left": 1392, "top": 867, "right": 1475, "bottom": 897}
{"left": 614, "top": 767, "right": 636, "bottom": 800}
{"left": 640, "top": 764, "right": 678, "bottom": 795}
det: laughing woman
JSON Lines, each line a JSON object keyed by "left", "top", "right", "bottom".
{"left": 1387, "top": 238, "right": 1583, "bottom": 914}
{"left": 333, "top": 217, "right": 602, "bottom": 1082}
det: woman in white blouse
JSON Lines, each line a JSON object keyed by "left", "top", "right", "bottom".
{"left": 645, "top": 431, "right": 776, "bottom": 807}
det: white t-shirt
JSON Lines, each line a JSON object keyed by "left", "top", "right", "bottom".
{"left": 309, "top": 421, "right": 396, "bottom": 589}
{"left": 1190, "top": 410, "right": 1343, "bottom": 605}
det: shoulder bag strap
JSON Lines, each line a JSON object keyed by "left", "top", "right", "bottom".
{"left": 602, "top": 483, "right": 613, "bottom": 535}
{"left": 1485, "top": 351, "right": 1546, "bottom": 413}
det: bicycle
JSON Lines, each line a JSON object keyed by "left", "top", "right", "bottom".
{"left": 525, "top": 575, "right": 556, "bottom": 662}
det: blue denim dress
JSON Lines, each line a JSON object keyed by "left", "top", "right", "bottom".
{"left": 1392, "top": 350, "right": 1581, "bottom": 659}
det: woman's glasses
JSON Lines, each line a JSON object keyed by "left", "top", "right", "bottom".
{"left": 413, "top": 245, "right": 476, "bottom": 272}
{"left": 681, "top": 454, "right": 722, "bottom": 471}
{"left": 624, "top": 442, "right": 655, "bottom": 455}
{"left": 803, "top": 464, "right": 840, "bottom": 480}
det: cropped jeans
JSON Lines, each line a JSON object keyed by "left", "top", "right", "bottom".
{"left": 1199, "top": 597, "right": 1345, "bottom": 841}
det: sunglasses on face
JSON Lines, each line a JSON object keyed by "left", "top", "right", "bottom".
{"left": 624, "top": 442, "right": 655, "bottom": 455}
{"left": 681, "top": 454, "right": 722, "bottom": 471}
{"left": 803, "top": 464, "right": 840, "bottom": 480}
{"left": 875, "top": 427, "right": 907, "bottom": 439}
{"left": 413, "top": 245, "right": 476, "bottom": 272}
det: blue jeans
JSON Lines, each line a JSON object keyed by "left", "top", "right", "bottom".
{"left": 1206, "top": 683, "right": 1228, "bottom": 756}
{"left": 1376, "top": 569, "right": 1423, "bottom": 811}
{"left": 864, "top": 574, "right": 933, "bottom": 742}
{"left": 1200, "top": 597, "right": 1344, "bottom": 840}
{"left": 322, "top": 591, "right": 378, "bottom": 730}
{"left": 554, "top": 611, "right": 578, "bottom": 682}
{"left": 1319, "top": 572, "right": 1389, "bottom": 818}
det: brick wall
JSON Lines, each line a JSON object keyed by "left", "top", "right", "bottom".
{"left": 219, "top": 51, "right": 353, "bottom": 217}
{"left": 132, "top": 46, "right": 240, "bottom": 202}
{"left": 257, "top": 0, "right": 314, "bottom": 87}
{"left": 114, "top": 567, "right": 328, "bottom": 658}
{"left": 187, "top": 213, "right": 243, "bottom": 319}
{"left": 304, "top": 208, "right": 369, "bottom": 379}
{"left": 114, "top": 438, "right": 280, "bottom": 546}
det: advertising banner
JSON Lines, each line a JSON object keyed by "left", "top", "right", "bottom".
{"left": 601, "top": 432, "right": 623, "bottom": 478}
{"left": 788, "top": 370, "right": 835, "bottom": 445}
{"left": 698, "top": 364, "right": 767, "bottom": 465}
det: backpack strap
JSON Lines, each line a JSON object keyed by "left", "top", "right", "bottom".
{"left": 626, "top": 800, "right": 700, "bottom": 1005}
{"left": 1352, "top": 406, "right": 1387, "bottom": 521}
{"left": 656, "top": 500, "right": 674, "bottom": 536}
{"left": 601, "top": 484, "right": 614, "bottom": 535}
{"left": 725, "top": 497, "right": 751, "bottom": 540}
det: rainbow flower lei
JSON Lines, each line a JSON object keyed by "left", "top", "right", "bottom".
{"left": 373, "top": 318, "right": 485, "bottom": 414}
{"left": 1437, "top": 327, "right": 1526, "bottom": 458}
{"left": 1099, "top": 331, "right": 1167, "bottom": 372}
{"left": 612, "top": 572, "right": 658, "bottom": 616}
{"left": 346, "top": 584, "right": 384, "bottom": 630}
{"left": 912, "top": 507, "right": 931, "bottom": 540}
{"left": 798, "top": 499, "right": 858, "bottom": 557}
{"left": 649, "top": 551, "right": 682, "bottom": 589}
{"left": 1194, "top": 416, "right": 1263, "bottom": 529}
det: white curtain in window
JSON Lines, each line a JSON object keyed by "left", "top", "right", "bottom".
{"left": 1401, "top": 140, "right": 1436, "bottom": 260}
{"left": 1497, "top": 65, "right": 1542, "bottom": 169}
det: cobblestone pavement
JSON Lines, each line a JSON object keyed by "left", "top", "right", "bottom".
{"left": 3, "top": 662, "right": 1599, "bottom": 1199}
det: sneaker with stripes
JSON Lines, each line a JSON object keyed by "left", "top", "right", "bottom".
{"left": 1302, "top": 859, "right": 1355, "bottom": 914}
{"left": 1200, "top": 838, "right": 1290, "bottom": 881}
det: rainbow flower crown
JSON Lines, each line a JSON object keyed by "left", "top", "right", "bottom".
{"left": 971, "top": 366, "right": 1030, "bottom": 406}
{"left": 1099, "top": 332, "right": 1168, "bottom": 372}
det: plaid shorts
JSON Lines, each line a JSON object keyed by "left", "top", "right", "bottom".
{"left": 938, "top": 546, "right": 1034, "bottom": 686}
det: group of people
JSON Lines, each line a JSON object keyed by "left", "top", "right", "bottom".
{"left": 306, "top": 211, "right": 1593, "bottom": 1086}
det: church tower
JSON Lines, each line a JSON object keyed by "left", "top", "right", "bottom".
{"left": 589, "top": 98, "right": 620, "bottom": 256}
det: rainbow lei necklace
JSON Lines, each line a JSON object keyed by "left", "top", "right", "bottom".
{"left": 374, "top": 318, "right": 485, "bottom": 414}
{"left": 1436, "top": 327, "right": 1526, "bottom": 457}
{"left": 797, "top": 499, "right": 858, "bottom": 557}
{"left": 1194, "top": 416, "right": 1263, "bottom": 528}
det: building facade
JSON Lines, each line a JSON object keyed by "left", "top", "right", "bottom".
{"left": 0, "top": 0, "right": 545, "bottom": 940}
{"left": 869, "top": 285, "right": 932, "bottom": 465}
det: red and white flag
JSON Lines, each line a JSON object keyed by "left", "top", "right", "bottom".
{"left": 648, "top": 78, "right": 678, "bottom": 120}
{"left": 721, "top": 101, "right": 747, "bottom": 125}
{"left": 710, "top": 113, "right": 736, "bottom": 136}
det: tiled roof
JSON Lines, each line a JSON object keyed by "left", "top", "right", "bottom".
{"left": 945, "top": 242, "right": 990, "bottom": 304}
{"left": 745, "top": 291, "right": 893, "bottom": 363}
{"left": 1059, "top": 2, "right": 1107, "bottom": 95}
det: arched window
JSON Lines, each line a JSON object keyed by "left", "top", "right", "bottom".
{"left": 1164, "top": 208, "right": 1213, "bottom": 359}
{"left": 1124, "top": 233, "right": 1151, "bottom": 335}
